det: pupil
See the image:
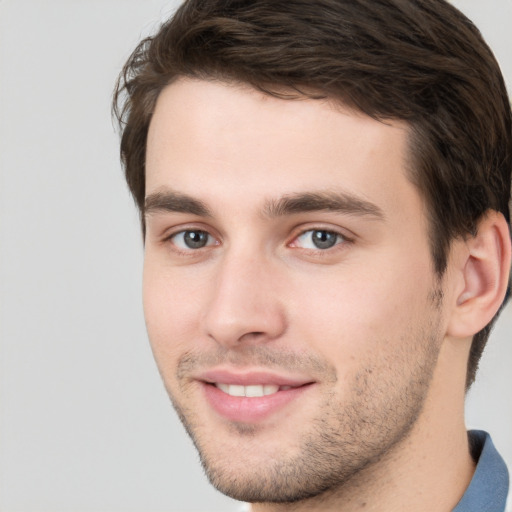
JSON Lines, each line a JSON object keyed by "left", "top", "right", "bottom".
{"left": 313, "top": 230, "right": 337, "bottom": 249}
{"left": 184, "top": 230, "right": 208, "bottom": 249}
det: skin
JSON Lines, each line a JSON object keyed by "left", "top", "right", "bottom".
{"left": 142, "top": 78, "right": 507, "bottom": 511}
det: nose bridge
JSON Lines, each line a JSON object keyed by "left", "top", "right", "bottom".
{"left": 203, "top": 245, "right": 286, "bottom": 346}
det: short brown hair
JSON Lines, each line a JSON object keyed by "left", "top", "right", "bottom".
{"left": 113, "top": 0, "right": 512, "bottom": 388}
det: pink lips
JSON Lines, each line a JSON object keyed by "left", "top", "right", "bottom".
{"left": 198, "top": 369, "right": 314, "bottom": 423}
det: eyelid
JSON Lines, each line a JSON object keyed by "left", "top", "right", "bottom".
{"left": 288, "top": 224, "right": 355, "bottom": 247}
{"left": 160, "top": 222, "right": 219, "bottom": 241}
{"left": 161, "top": 224, "right": 221, "bottom": 253}
{"left": 171, "top": 230, "right": 216, "bottom": 249}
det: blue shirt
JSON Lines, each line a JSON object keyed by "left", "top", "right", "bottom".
{"left": 453, "top": 430, "right": 510, "bottom": 512}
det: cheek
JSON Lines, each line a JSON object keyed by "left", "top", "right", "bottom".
{"left": 142, "top": 259, "right": 204, "bottom": 368}
{"left": 287, "top": 258, "right": 435, "bottom": 364}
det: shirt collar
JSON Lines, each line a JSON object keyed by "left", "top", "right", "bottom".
{"left": 453, "top": 430, "right": 509, "bottom": 512}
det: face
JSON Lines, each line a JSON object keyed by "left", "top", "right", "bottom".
{"left": 143, "top": 78, "right": 448, "bottom": 503}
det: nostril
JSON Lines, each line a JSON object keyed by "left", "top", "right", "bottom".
{"left": 233, "top": 331, "right": 268, "bottom": 345}
{"left": 244, "top": 331, "right": 265, "bottom": 339}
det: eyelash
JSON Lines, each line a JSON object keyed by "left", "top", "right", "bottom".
{"left": 289, "top": 229, "right": 348, "bottom": 251}
{"left": 165, "top": 229, "right": 218, "bottom": 254}
{"left": 163, "top": 226, "right": 351, "bottom": 256}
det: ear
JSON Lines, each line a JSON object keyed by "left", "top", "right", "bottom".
{"left": 446, "top": 211, "right": 511, "bottom": 339}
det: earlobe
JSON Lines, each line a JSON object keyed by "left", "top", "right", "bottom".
{"left": 447, "top": 211, "right": 511, "bottom": 339}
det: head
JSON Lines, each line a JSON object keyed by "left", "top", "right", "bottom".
{"left": 114, "top": 0, "right": 511, "bottom": 389}
{"left": 113, "top": 0, "right": 512, "bottom": 505}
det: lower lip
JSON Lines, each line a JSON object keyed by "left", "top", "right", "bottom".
{"left": 202, "top": 383, "right": 313, "bottom": 423}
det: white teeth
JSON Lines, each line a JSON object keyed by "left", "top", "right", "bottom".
{"left": 245, "top": 385, "right": 264, "bottom": 397}
{"left": 216, "top": 383, "right": 230, "bottom": 394}
{"left": 215, "top": 384, "right": 280, "bottom": 397}
{"left": 229, "top": 384, "right": 245, "bottom": 397}
{"left": 263, "top": 385, "right": 280, "bottom": 395}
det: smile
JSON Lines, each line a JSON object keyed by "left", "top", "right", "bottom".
{"left": 214, "top": 383, "right": 293, "bottom": 397}
{"left": 200, "top": 376, "right": 314, "bottom": 423}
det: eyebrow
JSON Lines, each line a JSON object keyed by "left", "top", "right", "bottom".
{"left": 144, "top": 189, "right": 384, "bottom": 221}
{"left": 263, "top": 191, "right": 385, "bottom": 220}
{"left": 144, "top": 190, "right": 212, "bottom": 218}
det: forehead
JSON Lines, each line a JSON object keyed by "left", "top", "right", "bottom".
{"left": 146, "top": 78, "right": 417, "bottom": 220}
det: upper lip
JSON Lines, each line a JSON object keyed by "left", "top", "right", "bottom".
{"left": 197, "top": 369, "right": 315, "bottom": 387}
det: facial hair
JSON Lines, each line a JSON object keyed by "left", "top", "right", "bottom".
{"left": 164, "top": 302, "right": 443, "bottom": 505}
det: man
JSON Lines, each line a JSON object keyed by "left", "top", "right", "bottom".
{"left": 113, "top": 0, "right": 511, "bottom": 510}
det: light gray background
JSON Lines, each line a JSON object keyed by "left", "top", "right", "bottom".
{"left": 0, "top": 1, "right": 510, "bottom": 511}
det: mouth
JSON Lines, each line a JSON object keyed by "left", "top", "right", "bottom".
{"left": 213, "top": 383, "right": 294, "bottom": 397}
{"left": 198, "top": 371, "right": 316, "bottom": 423}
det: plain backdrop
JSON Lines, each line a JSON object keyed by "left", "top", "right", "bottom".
{"left": 0, "top": 1, "right": 511, "bottom": 511}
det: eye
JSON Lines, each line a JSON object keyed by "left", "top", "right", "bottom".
{"left": 293, "top": 229, "right": 345, "bottom": 250}
{"left": 170, "top": 230, "right": 216, "bottom": 250}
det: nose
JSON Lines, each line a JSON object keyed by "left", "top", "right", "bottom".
{"left": 202, "top": 252, "right": 287, "bottom": 348}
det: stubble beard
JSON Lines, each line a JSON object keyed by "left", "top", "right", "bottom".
{"left": 165, "top": 309, "right": 443, "bottom": 505}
